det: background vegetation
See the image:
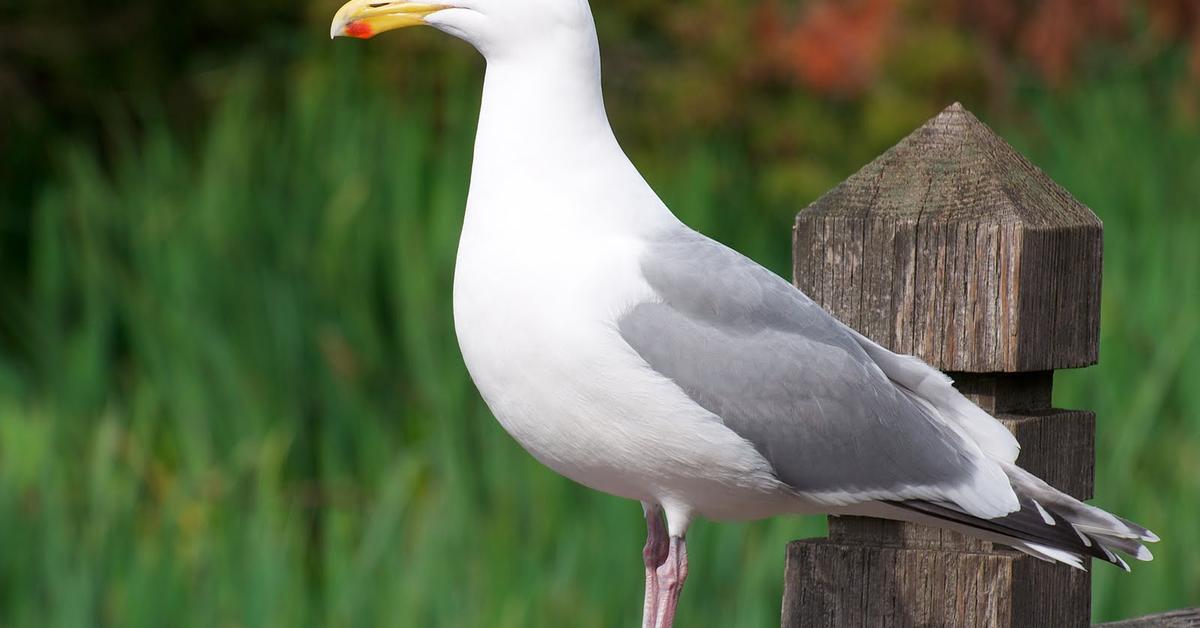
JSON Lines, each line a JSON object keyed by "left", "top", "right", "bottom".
{"left": 1, "top": 0, "right": 1198, "bottom": 625}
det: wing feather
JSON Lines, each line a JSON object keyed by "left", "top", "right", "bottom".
{"left": 619, "top": 228, "right": 1018, "bottom": 518}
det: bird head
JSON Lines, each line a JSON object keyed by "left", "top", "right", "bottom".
{"left": 330, "top": 0, "right": 597, "bottom": 59}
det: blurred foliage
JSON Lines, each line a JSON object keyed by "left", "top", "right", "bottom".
{"left": 5, "top": 0, "right": 1199, "bottom": 193}
{"left": 4, "top": 0, "right": 1199, "bottom": 342}
{"left": 1, "top": 0, "right": 1199, "bottom": 625}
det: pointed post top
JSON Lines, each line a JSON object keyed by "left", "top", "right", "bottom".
{"left": 788, "top": 101, "right": 1105, "bottom": 628}
{"left": 806, "top": 102, "right": 1100, "bottom": 229}
{"left": 794, "top": 102, "right": 1103, "bottom": 373}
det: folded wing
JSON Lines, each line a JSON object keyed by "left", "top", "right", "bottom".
{"left": 619, "top": 227, "right": 1019, "bottom": 518}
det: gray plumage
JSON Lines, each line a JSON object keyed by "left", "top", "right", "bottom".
{"left": 618, "top": 226, "right": 1156, "bottom": 566}
{"left": 618, "top": 227, "right": 979, "bottom": 495}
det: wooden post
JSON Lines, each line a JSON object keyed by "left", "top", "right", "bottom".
{"left": 1096, "top": 609, "right": 1200, "bottom": 627}
{"left": 783, "top": 103, "right": 1103, "bottom": 627}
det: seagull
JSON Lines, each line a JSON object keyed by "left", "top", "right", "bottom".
{"left": 330, "top": 1, "right": 1159, "bottom": 625}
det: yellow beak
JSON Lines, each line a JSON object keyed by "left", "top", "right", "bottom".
{"left": 330, "top": 0, "right": 447, "bottom": 39}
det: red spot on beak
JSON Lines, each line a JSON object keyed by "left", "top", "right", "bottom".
{"left": 345, "top": 20, "right": 373, "bottom": 38}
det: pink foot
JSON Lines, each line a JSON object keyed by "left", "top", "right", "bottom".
{"left": 653, "top": 535, "right": 688, "bottom": 628}
{"left": 642, "top": 504, "right": 669, "bottom": 628}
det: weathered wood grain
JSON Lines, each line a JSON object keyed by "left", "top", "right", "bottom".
{"left": 784, "top": 103, "right": 1104, "bottom": 627}
{"left": 792, "top": 103, "right": 1102, "bottom": 373}
{"left": 1097, "top": 609, "right": 1200, "bottom": 627}
{"left": 782, "top": 540, "right": 1091, "bottom": 628}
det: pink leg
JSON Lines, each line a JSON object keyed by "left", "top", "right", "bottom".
{"left": 642, "top": 504, "right": 669, "bottom": 628}
{"left": 653, "top": 535, "right": 689, "bottom": 628}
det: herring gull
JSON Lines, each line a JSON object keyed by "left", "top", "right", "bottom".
{"left": 330, "top": 1, "right": 1158, "bottom": 625}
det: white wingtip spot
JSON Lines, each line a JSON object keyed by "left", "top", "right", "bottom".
{"left": 1142, "top": 530, "right": 1161, "bottom": 543}
{"left": 1032, "top": 500, "right": 1055, "bottom": 526}
{"left": 1071, "top": 524, "right": 1092, "bottom": 547}
{"left": 1024, "top": 542, "right": 1086, "bottom": 571}
{"left": 1136, "top": 545, "right": 1154, "bottom": 561}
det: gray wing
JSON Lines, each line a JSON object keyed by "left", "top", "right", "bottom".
{"left": 619, "top": 227, "right": 979, "bottom": 496}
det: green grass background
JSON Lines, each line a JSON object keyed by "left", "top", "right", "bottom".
{"left": 1, "top": 40, "right": 1198, "bottom": 628}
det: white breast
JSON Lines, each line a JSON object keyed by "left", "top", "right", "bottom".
{"left": 452, "top": 219, "right": 795, "bottom": 522}
{"left": 448, "top": 56, "right": 798, "bottom": 523}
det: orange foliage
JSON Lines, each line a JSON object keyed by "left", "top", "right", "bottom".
{"left": 756, "top": 0, "right": 898, "bottom": 96}
{"left": 1017, "top": 0, "right": 1126, "bottom": 85}
{"left": 950, "top": 0, "right": 1127, "bottom": 86}
{"left": 748, "top": 0, "right": 1200, "bottom": 95}
{"left": 1146, "top": 0, "right": 1200, "bottom": 78}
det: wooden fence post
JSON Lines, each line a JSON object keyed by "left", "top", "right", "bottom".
{"left": 783, "top": 103, "right": 1102, "bottom": 627}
